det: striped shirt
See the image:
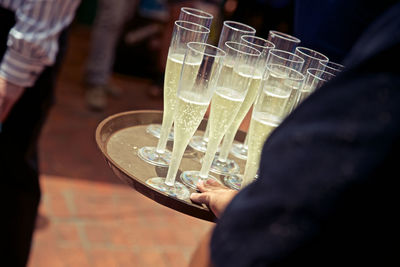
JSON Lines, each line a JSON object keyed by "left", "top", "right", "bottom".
{"left": 0, "top": 0, "right": 81, "bottom": 87}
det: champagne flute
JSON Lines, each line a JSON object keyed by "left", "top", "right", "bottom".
{"left": 267, "top": 49, "right": 306, "bottom": 71}
{"left": 230, "top": 48, "right": 305, "bottom": 160}
{"left": 181, "top": 41, "right": 261, "bottom": 189}
{"left": 146, "top": 8, "right": 214, "bottom": 140}
{"left": 297, "top": 68, "right": 336, "bottom": 105}
{"left": 267, "top": 30, "right": 301, "bottom": 52}
{"left": 238, "top": 64, "right": 305, "bottom": 189}
{"left": 189, "top": 20, "right": 256, "bottom": 153}
{"left": 210, "top": 35, "right": 275, "bottom": 175}
{"left": 179, "top": 7, "right": 213, "bottom": 28}
{"left": 319, "top": 61, "right": 345, "bottom": 75}
{"left": 138, "top": 21, "right": 209, "bottom": 167}
{"left": 146, "top": 42, "right": 226, "bottom": 199}
{"left": 295, "top": 46, "right": 329, "bottom": 74}
{"left": 218, "top": 21, "right": 257, "bottom": 48}
{"left": 290, "top": 47, "right": 329, "bottom": 111}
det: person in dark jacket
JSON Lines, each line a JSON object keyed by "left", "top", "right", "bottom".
{"left": 190, "top": 2, "right": 400, "bottom": 266}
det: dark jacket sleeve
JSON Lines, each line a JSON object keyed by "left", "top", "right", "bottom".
{"left": 210, "top": 3, "right": 400, "bottom": 267}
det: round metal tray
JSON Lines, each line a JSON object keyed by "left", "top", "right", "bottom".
{"left": 95, "top": 110, "right": 246, "bottom": 222}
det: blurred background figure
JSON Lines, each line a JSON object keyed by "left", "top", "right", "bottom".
{"left": 224, "top": 0, "right": 294, "bottom": 39}
{"left": 113, "top": 0, "right": 222, "bottom": 98}
{"left": 85, "top": 0, "right": 295, "bottom": 109}
{"left": 84, "top": 0, "right": 139, "bottom": 110}
{"left": 0, "top": 1, "right": 80, "bottom": 266}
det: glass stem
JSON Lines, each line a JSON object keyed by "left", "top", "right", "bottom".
{"left": 156, "top": 113, "right": 174, "bottom": 153}
{"left": 243, "top": 132, "right": 249, "bottom": 148}
{"left": 203, "top": 120, "right": 210, "bottom": 142}
{"left": 241, "top": 134, "right": 258, "bottom": 188}
{"left": 199, "top": 133, "right": 223, "bottom": 179}
{"left": 164, "top": 135, "right": 187, "bottom": 186}
{"left": 218, "top": 128, "right": 237, "bottom": 162}
{"left": 242, "top": 159, "right": 258, "bottom": 188}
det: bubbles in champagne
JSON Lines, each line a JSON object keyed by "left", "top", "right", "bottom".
{"left": 164, "top": 53, "right": 185, "bottom": 116}
{"left": 175, "top": 92, "right": 209, "bottom": 144}
{"left": 258, "top": 86, "right": 291, "bottom": 118}
{"left": 219, "top": 70, "right": 263, "bottom": 157}
{"left": 283, "top": 79, "right": 302, "bottom": 116}
{"left": 243, "top": 112, "right": 281, "bottom": 185}
{"left": 165, "top": 53, "right": 202, "bottom": 114}
{"left": 209, "top": 87, "right": 244, "bottom": 137}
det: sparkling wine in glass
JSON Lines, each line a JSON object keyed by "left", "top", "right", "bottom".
{"left": 189, "top": 20, "right": 256, "bottom": 153}
{"left": 230, "top": 48, "right": 305, "bottom": 160}
{"left": 297, "top": 68, "right": 336, "bottom": 105}
{"left": 146, "top": 42, "right": 226, "bottom": 199}
{"left": 146, "top": 9, "right": 213, "bottom": 140}
{"left": 210, "top": 35, "right": 275, "bottom": 175}
{"left": 289, "top": 46, "right": 329, "bottom": 111}
{"left": 181, "top": 41, "right": 261, "bottom": 189}
{"left": 226, "top": 64, "right": 304, "bottom": 190}
{"left": 138, "top": 21, "right": 209, "bottom": 167}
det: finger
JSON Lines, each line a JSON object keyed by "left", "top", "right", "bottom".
{"left": 196, "top": 180, "right": 208, "bottom": 193}
{"left": 197, "top": 179, "right": 227, "bottom": 193}
{"left": 190, "top": 192, "right": 211, "bottom": 206}
{"left": 204, "top": 178, "right": 228, "bottom": 189}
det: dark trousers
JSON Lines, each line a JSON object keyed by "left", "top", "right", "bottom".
{"left": 0, "top": 7, "right": 68, "bottom": 267}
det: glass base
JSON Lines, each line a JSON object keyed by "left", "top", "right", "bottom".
{"left": 188, "top": 135, "right": 208, "bottom": 153}
{"left": 189, "top": 135, "right": 221, "bottom": 153}
{"left": 224, "top": 173, "right": 259, "bottom": 190}
{"left": 146, "top": 124, "right": 174, "bottom": 141}
{"left": 138, "top": 146, "right": 171, "bottom": 167}
{"left": 223, "top": 174, "right": 242, "bottom": 190}
{"left": 209, "top": 154, "right": 240, "bottom": 175}
{"left": 146, "top": 177, "right": 190, "bottom": 200}
{"left": 230, "top": 141, "right": 248, "bottom": 160}
{"left": 180, "top": 171, "right": 221, "bottom": 190}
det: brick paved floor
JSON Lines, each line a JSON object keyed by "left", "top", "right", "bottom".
{"left": 27, "top": 24, "right": 213, "bottom": 267}
{"left": 29, "top": 175, "right": 212, "bottom": 267}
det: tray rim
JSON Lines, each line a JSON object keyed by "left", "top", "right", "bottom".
{"left": 95, "top": 109, "right": 218, "bottom": 222}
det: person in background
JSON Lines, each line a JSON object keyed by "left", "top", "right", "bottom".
{"left": 189, "top": 2, "right": 400, "bottom": 266}
{"left": 227, "top": 0, "right": 295, "bottom": 40}
{"left": 84, "top": 0, "right": 139, "bottom": 111}
{"left": 0, "top": 1, "right": 80, "bottom": 266}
